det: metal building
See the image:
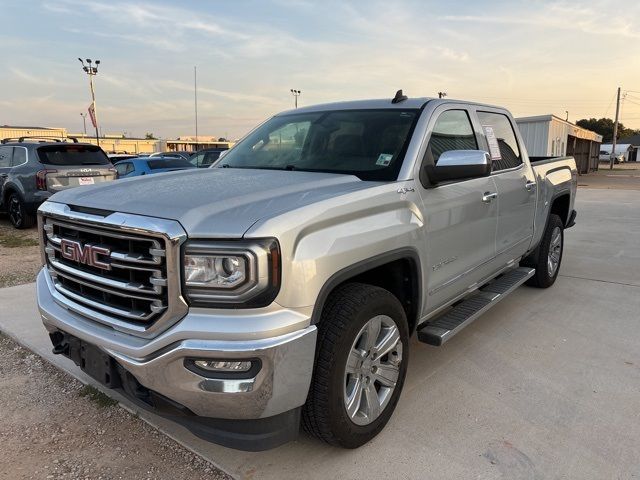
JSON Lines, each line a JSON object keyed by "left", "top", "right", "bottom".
{"left": 515, "top": 115, "right": 602, "bottom": 174}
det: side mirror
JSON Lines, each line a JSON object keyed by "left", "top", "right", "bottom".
{"left": 426, "top": 150, "right": 491, "bottom": 183}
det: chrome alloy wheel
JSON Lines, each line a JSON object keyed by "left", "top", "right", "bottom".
{"left": 548, "top": 226, "right": 562, "bottom": 277}
{"left": 343, "top": 315, "right": 403, "bottom": 426}
{"left": 8, "top": 196, "right": 22, "bottom": 227}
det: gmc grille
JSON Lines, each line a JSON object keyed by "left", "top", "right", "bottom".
{"left": 43, "top": 217, "right": 168, "bottom": 326}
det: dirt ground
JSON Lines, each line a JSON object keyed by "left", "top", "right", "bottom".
{"left": 0, "top": 219, "right": 41, "bottom": 288}
{"left": 578, "top": 162, "right": 640, "bottom": 190}
{"left": 0, "top": 333, "right": 231, "bottom": 480}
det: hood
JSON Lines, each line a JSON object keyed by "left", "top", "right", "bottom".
{"left": 48, "top": 168, "right": 374, "bottom": 237}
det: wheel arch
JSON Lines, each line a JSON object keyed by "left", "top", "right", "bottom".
{"left": 311, "top": 248, "right": 422, "bottom": 334}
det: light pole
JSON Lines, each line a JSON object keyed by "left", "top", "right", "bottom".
{"left": 290, "top": 89, "right": 301, "bottom": 108}
{"left": 194, "top": 66, "right": 199, "bottom": 152}
{"left": 80, "top": 113, "right": 87, "bottom": 135}
{"left": 78, "top": 57, "right": 101, "bottom": 146}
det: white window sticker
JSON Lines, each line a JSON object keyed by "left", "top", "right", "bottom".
{"left": 483, "top": 125, "right": 502, "bottom": 160}
{"left": 376, "top": 153, "right": 393, "bottom": 166}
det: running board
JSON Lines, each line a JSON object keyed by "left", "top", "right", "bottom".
{"left": 417, "top": 267, "right": 535, "bottom": 346}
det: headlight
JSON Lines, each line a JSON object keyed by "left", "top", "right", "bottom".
{"left": 182, "top": 239, "right": 280, "bottom": 307}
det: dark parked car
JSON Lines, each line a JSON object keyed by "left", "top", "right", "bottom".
{"left": 113, "top": 157, "right": 196, "bottom": 178}
{"left": 189, "top": 147, "right": 229, "bottom": 168}
{"left": 0, "top": 137, "right": 116, "bottom": 228}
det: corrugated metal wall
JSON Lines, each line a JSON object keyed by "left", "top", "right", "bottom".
{"left": 516, "top": 120, "right": 550, "bottom": 156}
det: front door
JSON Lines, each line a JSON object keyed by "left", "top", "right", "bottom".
{"left": 416, "top": 108, "right": 499, "bottom": 312}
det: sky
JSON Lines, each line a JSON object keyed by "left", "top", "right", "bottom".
{"left": 1, "top": 0, "right": 639, "bottom": 140}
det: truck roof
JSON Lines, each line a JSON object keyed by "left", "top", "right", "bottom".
{"left": 276, "top": 97, "right": 506, "bottom": 116}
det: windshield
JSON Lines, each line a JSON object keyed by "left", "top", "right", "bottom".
{"left": 37, "top": 145, "right": 110, "bottom": 166}
{"left": 217, "top": 109, "right": 419, "bottom": 181}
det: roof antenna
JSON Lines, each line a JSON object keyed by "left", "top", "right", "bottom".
{"left": 392, "top": 89, "right": 408, "bottom": 104}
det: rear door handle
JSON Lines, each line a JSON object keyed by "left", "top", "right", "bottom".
{"left": 482, "top": 192, "right": 498, "bottom": 203}
{"left": 0, "top": 173, "right": 8, "bottom": 179}
{"left": 525, "top": 180, "right": 536, "bottom": 191}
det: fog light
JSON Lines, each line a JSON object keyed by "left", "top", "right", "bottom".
{"left": 193, "top": 360, "right": 252, "bottom": 373}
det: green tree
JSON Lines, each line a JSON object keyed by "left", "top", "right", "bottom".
{"left": 575, "top": 118, "right": 639, "bottom": 143}
{"left": 145, "top": 132, "right": 156, "bottom": 140}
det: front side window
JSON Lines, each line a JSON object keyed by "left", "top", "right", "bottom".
{"left": 477, "top": 111, "right": 522, "bottom": 171}
{"left": 425, "top": 110, "right": 478, "bottom": 165}
{"left": 218, "top": 109, "right": 420, "bottom": 181}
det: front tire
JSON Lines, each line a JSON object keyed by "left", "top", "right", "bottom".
{"left": 302, "top": 283, "right": 409, "bottom": 448}
{"left": 524, "top": 214, "right": 564, "bottom": 288}
{"left": 8, "top": 193, "right": 35, "bottom": 229}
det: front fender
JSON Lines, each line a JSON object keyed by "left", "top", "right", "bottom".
{"left": 245, "top": 183, "right": 425, "bottom": 311}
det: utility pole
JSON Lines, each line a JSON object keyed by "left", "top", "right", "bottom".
{"left": 290, "top": 89, "right": 301, "bottom": 108}
{"left": 80, "top": 113, "right": 87, "bottom": 135}
{"left": 194, "top": 66, "right": 199, "bottom": 152}
{"left": 610, "top": 86, "right": 621, "bottom": 170}
{"left": 438, "top": 91, "right": 447, "bottom": 99}
{"left": 78, "top": 58, "right": 101, "bottom": 146}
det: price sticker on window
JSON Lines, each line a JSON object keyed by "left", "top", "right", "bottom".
{"left": 483, "top": 125, "right": 502, "bottom": 160}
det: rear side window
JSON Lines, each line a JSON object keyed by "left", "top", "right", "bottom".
{"left": 477, "top": 111, "right": 522, "bottom": 171}
{"left": 148, "top": 158, "right": 194, "bottom": 170}
{"left": 425, "top": 110, "right": 477, "bottom": 164}
{"left": 37, "top": 145, "right": 109, "bottom": 166}
{"left": 0, "top": 146, "right": 12, "bottom": 168}
{"left": 12, "top": 147, "right": 26, "bottom": 166}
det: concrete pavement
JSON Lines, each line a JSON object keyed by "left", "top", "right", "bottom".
{"left": 1, "top": 187, "right": 639, "bottom": 480}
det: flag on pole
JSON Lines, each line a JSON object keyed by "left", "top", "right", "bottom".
{"left": 88, "top": 103, "right": 97, "bottom": 128}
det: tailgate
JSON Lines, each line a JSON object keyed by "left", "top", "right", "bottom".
{"left": 46, "top": 168, "right": 116, "bottom": 191}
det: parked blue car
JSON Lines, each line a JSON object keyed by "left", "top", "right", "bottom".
{"left": 113, "top": 157, "right": 196, "bottom": 178}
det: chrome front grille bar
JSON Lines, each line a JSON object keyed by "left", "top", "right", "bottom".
{"left": 38, "top": 202, "right": 188, "bottom": 338}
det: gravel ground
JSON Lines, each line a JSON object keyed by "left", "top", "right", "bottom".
{"left": 0, "top": 333, "right": 231, "bottom": 480}
{"left": 0, "top": 219, "right": 41, "bottom": 288}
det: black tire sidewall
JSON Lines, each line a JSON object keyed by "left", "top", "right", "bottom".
{"left": 323, "top": 287, "right": 409, "bottom": 448}
{"left": 535, "top": 214, "right": 564, "bottom": 287}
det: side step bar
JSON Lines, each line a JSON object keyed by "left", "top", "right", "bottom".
{"left": 417, "top": 267, "right": 535, "bottom": 346}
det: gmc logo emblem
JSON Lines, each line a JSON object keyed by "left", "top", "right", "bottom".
{"left": 60, "top": 239, "right": 111, "bottom": 270}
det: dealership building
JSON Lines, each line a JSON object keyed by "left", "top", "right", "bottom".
{"left": 0, "top": 125, "right": 233, "bottom": 154}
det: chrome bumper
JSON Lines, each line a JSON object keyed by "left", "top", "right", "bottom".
{"left": 37, "top": 269, "right": 317, "bottom": 419}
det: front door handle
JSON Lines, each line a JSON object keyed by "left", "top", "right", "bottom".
{"left": 482, "top": 192, "right": 498, "bottom": 203}
{"left": 525, "top": 180, "right": 536, "bottom": 191}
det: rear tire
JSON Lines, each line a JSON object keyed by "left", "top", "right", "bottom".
{"left": 524, "top": 214, "right": 564, "bottom": 288}
{"left": 8, "top": 193, "right": 35, "bottom": 229}
{"left": 302, "top": 283, "right": 409, "bottom": 448}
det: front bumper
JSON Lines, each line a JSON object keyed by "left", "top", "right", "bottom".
{"left": 37, "top": 269, "right": 317, "bottom": 423}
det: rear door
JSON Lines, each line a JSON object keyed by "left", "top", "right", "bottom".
{"left": 36, "top": 144, "right": 116, "bottom": 191}
{"left": 0, "top": 146, "right": 13, "bottom": 198}
{"left": 416, "top": 107, "right": 499, "bottom": 311}
{"left": 475, "top": 110, "right": 536, "bottom": 261}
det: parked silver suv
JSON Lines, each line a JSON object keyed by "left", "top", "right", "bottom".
{"left": 0, "top": 138, "right": 116, "bottom": 228}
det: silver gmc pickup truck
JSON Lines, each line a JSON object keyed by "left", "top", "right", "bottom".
{"left": 36, "top": 93, "right": 577, "bottom": 451}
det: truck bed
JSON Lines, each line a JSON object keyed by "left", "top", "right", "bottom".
{"left": 529, "top": 155, "right": 577, "bottom": 248}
